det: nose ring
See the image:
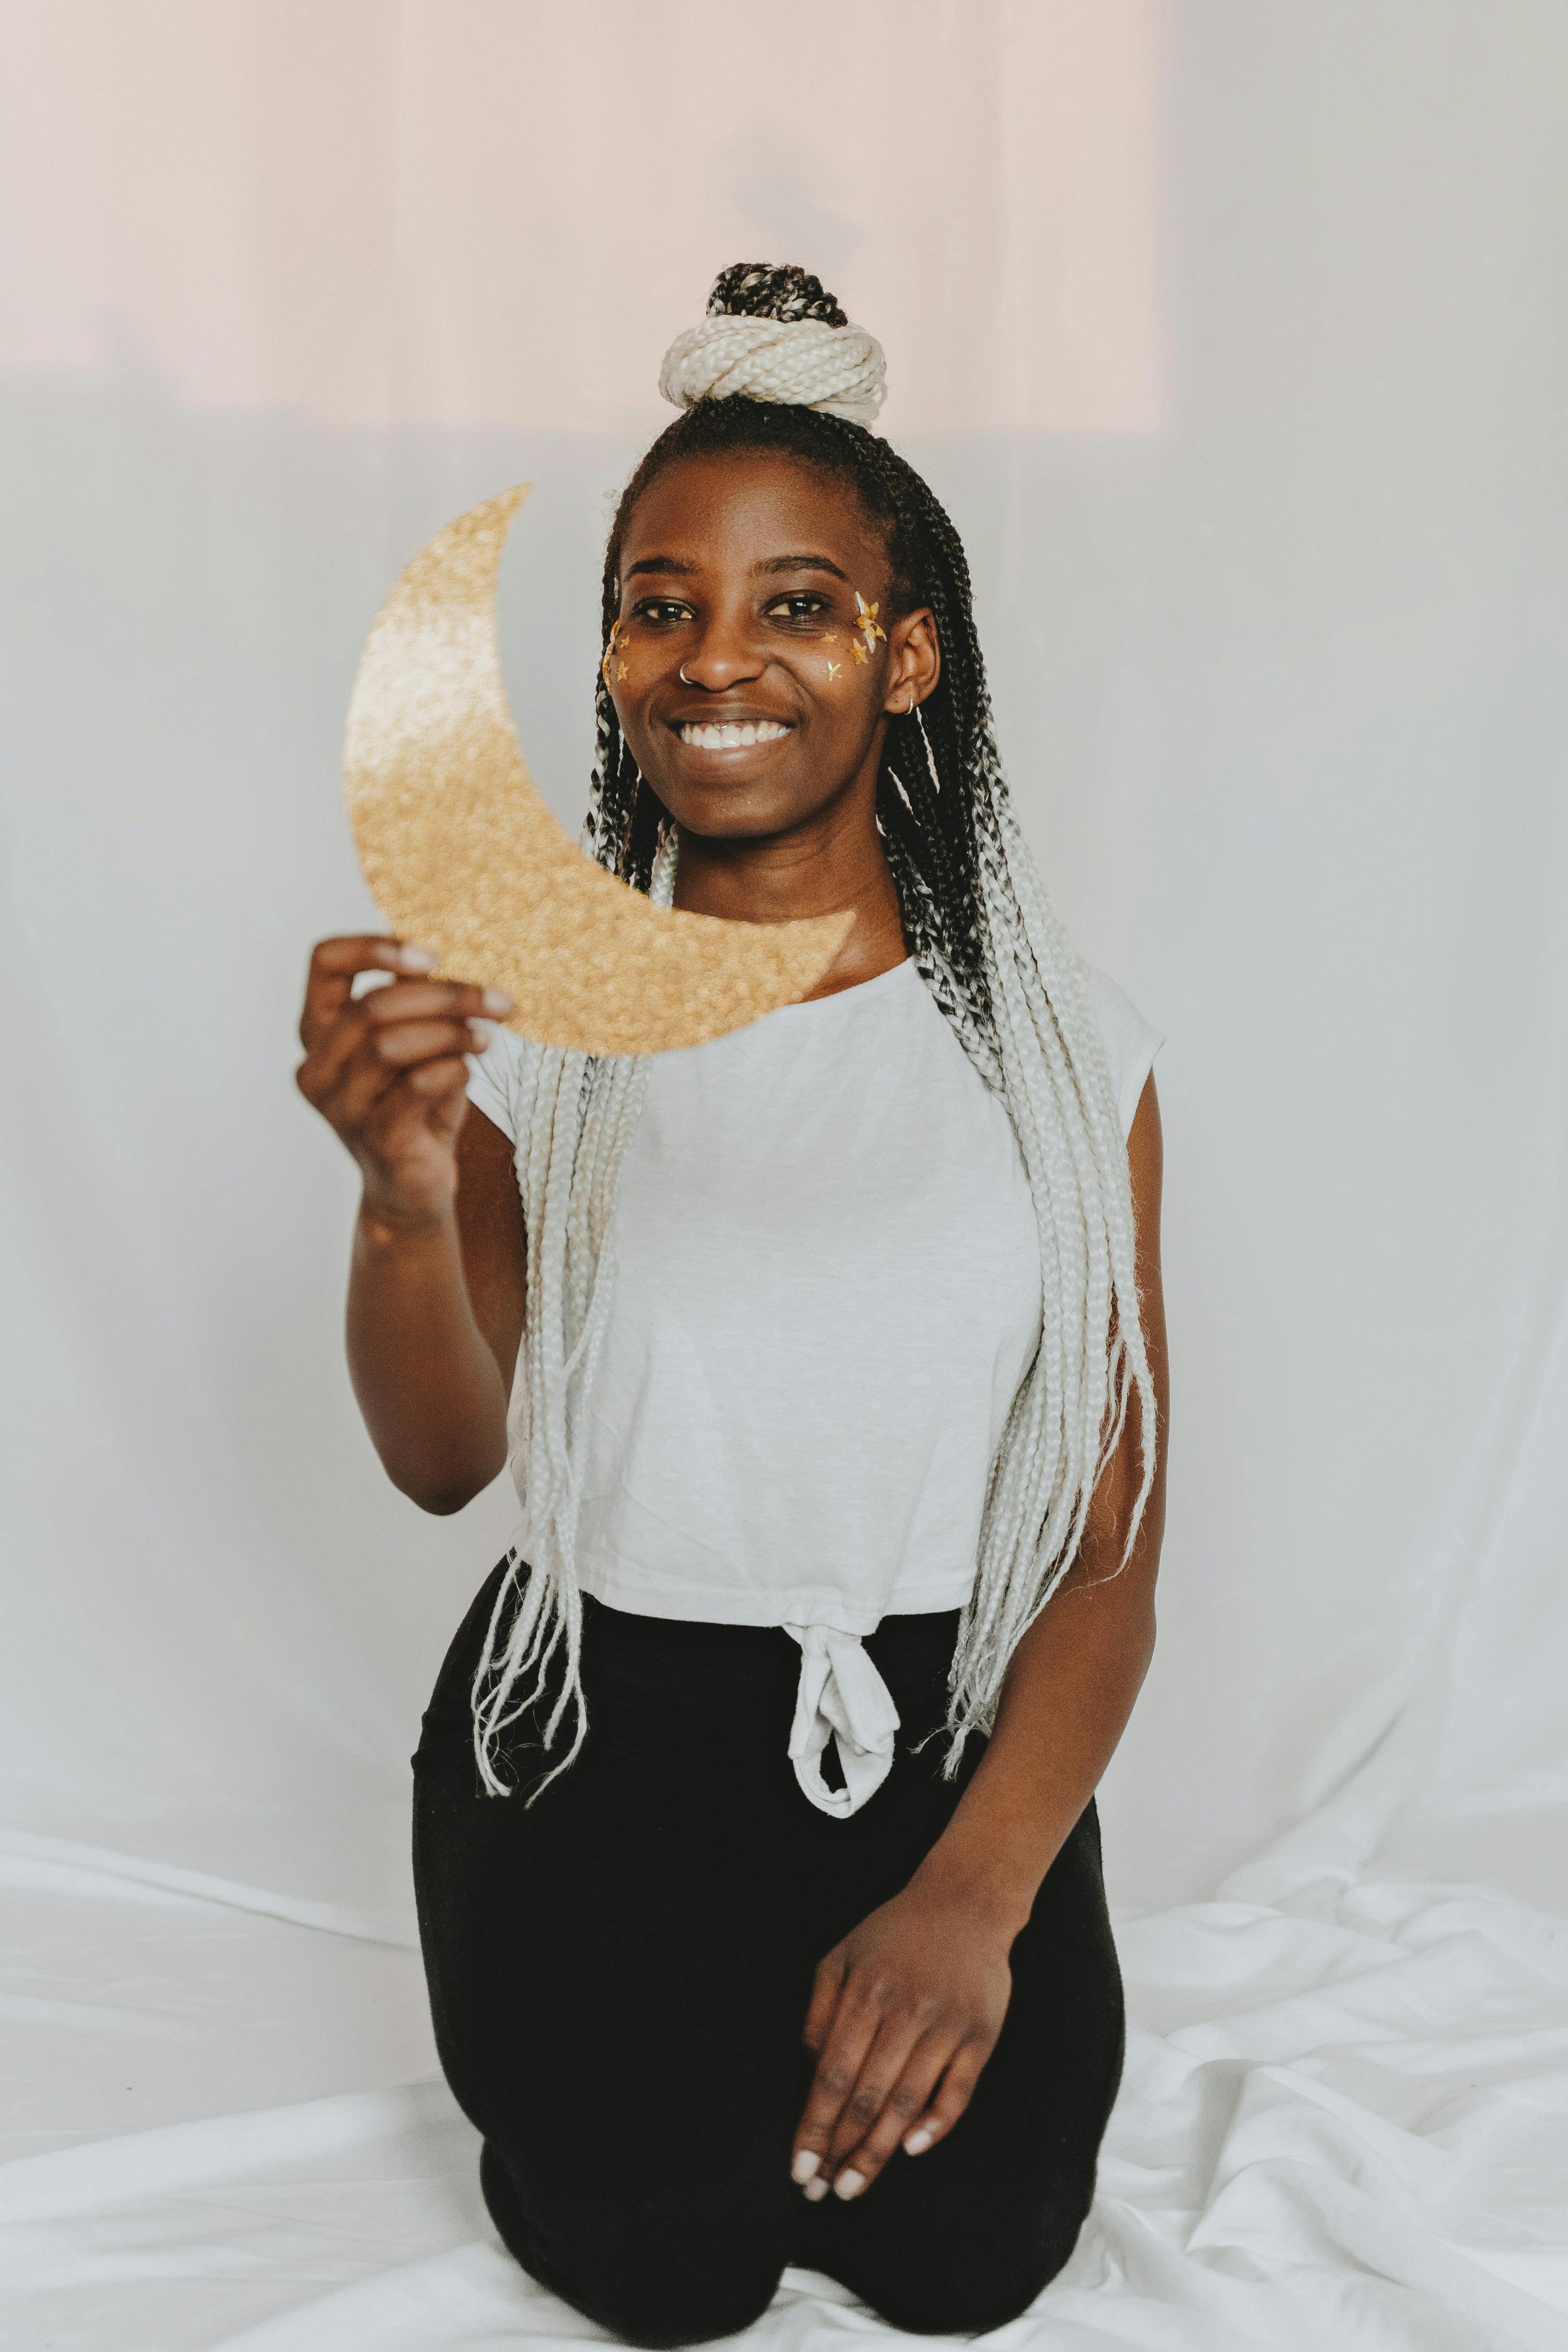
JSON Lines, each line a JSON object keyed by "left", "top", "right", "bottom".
{"left": 679, "top": 663, "right": 694, "bottom": 686}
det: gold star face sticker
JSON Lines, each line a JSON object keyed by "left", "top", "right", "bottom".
{"left": 616, "top": 661, "right": 629, "bottom": 681}
{"left": 850, "top": 636, "right": 869, "bottom": 665}
{"left": 825, "top": 659, "right": 841, "bottom": 682}
{"left": 854, "top": 591, "right": 887, "bottom": 655}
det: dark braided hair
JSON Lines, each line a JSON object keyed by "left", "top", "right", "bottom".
{"left": 706, "top": 261, "right": 847, "bottom": 326}
{"left": 585, "top": 266, "right": 1011, "bottom": 1084}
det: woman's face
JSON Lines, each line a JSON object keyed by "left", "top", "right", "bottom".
{"left": 608, "top": 451, "right": 938, "bottom": 845}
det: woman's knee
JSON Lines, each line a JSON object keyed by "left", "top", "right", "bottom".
{"left": 864, "top": 2273, "right": 1052, "bottom": 2339}
{"left": 482, "top": 2136, "right": 783, "bottom": 2347}
{"left": 591, "top": 2272, "right": 782, "bottom": 2350}
{"left": 858, "top": 2214, "right": 1088, "bottom": 2338}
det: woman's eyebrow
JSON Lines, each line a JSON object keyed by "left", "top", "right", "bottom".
{"left": 754, "top": 554, "right": 849, "bottom": 581}
{"left": 624, "top": 556, "right": 699, "bottom": 578}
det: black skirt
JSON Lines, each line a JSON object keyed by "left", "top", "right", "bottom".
{"left": 412, "top": 1558, "right": 1124, "bottom": 2346}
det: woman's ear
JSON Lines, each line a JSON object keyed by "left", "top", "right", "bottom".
{"left": 883, "top": 607, "right": 941, "bottom": 717}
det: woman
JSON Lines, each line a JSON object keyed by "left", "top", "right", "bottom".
{"left": 297, "top": 264, "right": 1168, "bottom": 2345}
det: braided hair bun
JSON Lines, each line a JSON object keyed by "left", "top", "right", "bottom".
{"left": 658, "top": 262, "right": 886, "bottom": 429}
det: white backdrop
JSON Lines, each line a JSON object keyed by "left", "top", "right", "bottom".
{"left": 3, "top": 4, "right": 1567, "bottom": 2347}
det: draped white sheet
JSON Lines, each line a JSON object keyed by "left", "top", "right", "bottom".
{"left": 3, "top": 2, "right": 1566, "bottom": 2344}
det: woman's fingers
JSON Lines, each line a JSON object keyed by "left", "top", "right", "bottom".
{"left": 402, "top": 1054, "right": 474, "bottom": 1097}
{"left": 359, "top": 1052, "right": 472, "bottom": 1131}
{"left": 319, "top": 1015, "right": 488, "bottom": 1132}
{"left": 366, "top": 1056, "right": 474, "bottom": 1151}
{"left": 816, "top": 2012, "right": 934, "bottom": 2186}
{"left": 294, "top": 936, "right": 513, "bottom": 1225}
{"left": 367, "top": 1014, "right": 490, "bottom": 1067}
{"left": 358, "top": 978, "right": 512, "bottom": 1033}
{"left": 298, "top": 936, "right": 435, "bottom": 1052}
{"left": 822, "top": 2027, "right": 956, "bottom": 2198}
{"left": 799, "top": 1950, "right": 847, "bottom": 2057}
{"left": 898, "top": 2038, "right": 991, "bottom": 2159}
{"left": 795, "top": 2003, "right": 997, "bottom": 2203}
{"left": 791, "top": 1968, "right": 881, "bottom": 2197}
{"left": 299, "top": 972, "right": 510, "bottom": 1111}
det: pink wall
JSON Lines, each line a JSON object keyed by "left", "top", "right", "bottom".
{"left": 1, "top": 0, "right": 1162, "bottom": 434}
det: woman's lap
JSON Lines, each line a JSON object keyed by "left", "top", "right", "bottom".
{"left": 411, "top": 1562, "right": 1124, "bottom": 2343}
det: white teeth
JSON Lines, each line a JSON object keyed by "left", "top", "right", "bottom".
{"left": 678, "top": 720, "right": 790, "bottom": 748}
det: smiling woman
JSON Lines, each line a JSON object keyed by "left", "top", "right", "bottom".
{"left": 609, "top": 453, "right": 937, "bottom": 911}
{"left": 296, "top": 261, "right": 1169, "bottom": 2344}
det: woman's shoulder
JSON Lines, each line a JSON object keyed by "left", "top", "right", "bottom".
{"left": 464, "top": 1021, "right": 543, "bottom": 1147}
{"left": 1078, "top": 962, "right": 1165, "bottom": 1143}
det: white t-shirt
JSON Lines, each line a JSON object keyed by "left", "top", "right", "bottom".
{"left": 466, "top": 958, "right": 1163, "bottom": 1817}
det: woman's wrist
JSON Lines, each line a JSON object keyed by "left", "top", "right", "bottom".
{"left": 905, "top": 1828, "right": 1043, "bottom": 1943}
{"left": 356, "top": 1186, "right": 458, "bottom": 1248}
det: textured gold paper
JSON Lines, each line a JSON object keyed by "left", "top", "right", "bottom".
{"left": 343, "top": 486, "right": 851, "bottom": 1055}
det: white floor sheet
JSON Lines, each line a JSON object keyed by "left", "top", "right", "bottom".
{"left": 6, "top": 1783, "right": 1567, "bottom": 2350}
{"left": 5, "top": 3, "right": 1568, "bottom": 2345}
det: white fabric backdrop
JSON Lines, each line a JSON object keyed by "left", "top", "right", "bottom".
{"left": 3, "top": 3, "right": 1566, "bottom": 2345}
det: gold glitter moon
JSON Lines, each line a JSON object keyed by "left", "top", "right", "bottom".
{"left": 343, "top": 485, "right": 851, "bottom": 1055}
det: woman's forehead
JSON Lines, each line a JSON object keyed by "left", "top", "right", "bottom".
{"left": 619, "top": 450, "right": 887, "bottom": 577}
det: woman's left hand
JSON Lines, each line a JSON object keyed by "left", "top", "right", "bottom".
{"left": 790, "top": 1881, "right": 1016, "bottom": 2201}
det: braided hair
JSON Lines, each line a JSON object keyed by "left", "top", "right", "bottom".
{"left": 470, "top": 266, "right": 1157, "bottom": 1800}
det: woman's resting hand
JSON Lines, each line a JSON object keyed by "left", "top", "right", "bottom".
{"left": 790, "top": 1881, "right": 1014, "bottom": 2202}
{"left": 295, "top": 934, "right": 512, "bottom": 1228}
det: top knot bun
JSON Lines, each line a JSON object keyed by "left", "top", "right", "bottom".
{"left": 706, "top": 263, "right": 849, "bottom": 328}
{"left": 658, "top": 261, "right": 886, "bottom": 430}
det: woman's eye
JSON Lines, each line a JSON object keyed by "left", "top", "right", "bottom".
{"left": 768, "top": 594, "right": 831, "bottom": 622}
{"left": 633, "top": 601, "right": 693, "bottom": 626}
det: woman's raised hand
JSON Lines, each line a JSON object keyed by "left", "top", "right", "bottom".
{"left": 295, "top": 936, "right": 512, "bottom": 1227}
{"left": 790, "top": 1882, "right": 1014, "bottom": 2204}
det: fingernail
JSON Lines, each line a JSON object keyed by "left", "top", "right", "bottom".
{"left": 834, "top": 2170, "right": 866, "bottom": 2201}
{"left": 397, "top": 943, "right": 438, "bottom": 971}
{"left": 791, "top": 2150, "right": 821, "bottom": 2185}
{"left": 903, "top": 2128, "right": 933, "bottom": 2155}
{"left": 802, "top": 2176, "right": 829, "bottom": 2203}
{"left": 480, "top": 988, "right": 513, "bottom": 1014}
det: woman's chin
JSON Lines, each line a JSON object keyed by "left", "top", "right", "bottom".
{"left": 654, "top": 779, "right": 817, "bottom": 846}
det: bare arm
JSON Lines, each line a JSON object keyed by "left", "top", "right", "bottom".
{"left": 908, "top": 1070, "right": 1168, "bottom": 1928}
{"left": 296, "top": 936, "right": 527, "bottom": 1514}
{"left": 346, "top": 1106, "right": 525, "bottom": 1512}
{"left": 790, "top": 1072, "right": 1168, "bottom": 2202}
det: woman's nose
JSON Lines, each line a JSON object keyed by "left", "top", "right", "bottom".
{"left": 676, "top": 614, "right": 764, "bottom": 690}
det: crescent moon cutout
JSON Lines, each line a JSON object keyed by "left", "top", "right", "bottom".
{"left": 343, "top": 485, "right": 852, "bottom": 1055}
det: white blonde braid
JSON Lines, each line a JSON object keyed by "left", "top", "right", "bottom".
{"left": 930, "top": 752, "right": 1155, "bottom": 1776}
{"left": 659, "top": 315, "right": 886, "bottom": 428}
{"left": 467, "top": 842, "right": 674, "bottom": 1797}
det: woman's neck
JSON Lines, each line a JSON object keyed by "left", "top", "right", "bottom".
{"left": 670, "top": 793, "right": 907, "bottom": 1000}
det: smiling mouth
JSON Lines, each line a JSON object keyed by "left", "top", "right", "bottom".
{"left": 674, "top": 719, "right": 793, "bottom": 751}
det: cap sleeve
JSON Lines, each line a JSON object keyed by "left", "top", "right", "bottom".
{"left": 1082, "top": 964, "right": 1165, "bottom": 1142}
{"left": 465, "top": 1023, "right": 526, "bottom": 1143}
